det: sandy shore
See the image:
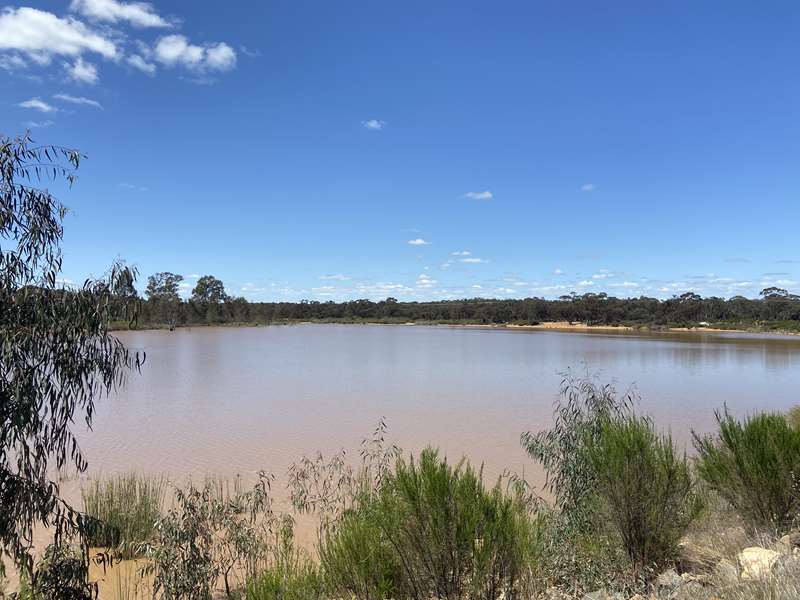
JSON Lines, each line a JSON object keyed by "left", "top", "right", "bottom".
{"left": 439, "top": 321, "right": 800, "bottom": 336}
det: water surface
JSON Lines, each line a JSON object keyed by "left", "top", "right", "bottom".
{"left": 76, "top": 324, "right": 800, "bottom": 486}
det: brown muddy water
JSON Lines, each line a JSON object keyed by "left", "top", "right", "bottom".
{"left": 12, "top": 324, "right": 800, "bottom": 596}
{"left": 80, "top": 323, "right": 800, "bottom": 482}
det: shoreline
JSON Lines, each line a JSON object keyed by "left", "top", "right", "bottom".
{"left": 115, "top": 320, "right": 800, "bottom": 337}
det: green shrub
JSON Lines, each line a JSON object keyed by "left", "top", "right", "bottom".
{"left": 245, "top": 521, "right": 324, "bottom": 600}
{"left": 15, "top": 544, "right": 93, "bottom": 600}
{"left": 586, "top": 416, "right": 700, "bottom": 572}
{"left": 694, "top": 410, "right": 800, "bottom": 533}
{"left": 320, "top": 447, "right": 541, "bottom": 600}
{"left": 521, "top": 373, "right": 635, "bottom": 526}
{"left": 144, "top": 473, "right": 276, "bottom": 599}
{"left": 82, "top": 473, "right": 166, "bottom": 559}
{"left": 245, "top": 565, "right": 323, "bottom": 600}
{"left": 318, "top": 505, "right": 399, "bottom": 599}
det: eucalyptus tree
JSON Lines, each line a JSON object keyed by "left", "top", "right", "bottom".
{"left": 0, "top": 134, "right": 141, "bottom": 596}
{"left": 145, "top": 271, "right": 183, "bottom": 328}
{"left": 191, "top": 275, "right": 228, "bottom": 304}
{"left": 145, "top": 271, "right": 183, "bottom": 301}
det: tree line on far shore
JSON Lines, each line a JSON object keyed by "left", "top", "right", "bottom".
{"left": 127, "top": 270, "right": 800, "bottom": 330}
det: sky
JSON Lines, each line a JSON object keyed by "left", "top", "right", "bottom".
{"left": 2, "top": 1, "right": 799, "bottom": 302}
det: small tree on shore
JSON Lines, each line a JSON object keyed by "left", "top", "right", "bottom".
{"left": 0, "top": 134, "right": 141, "bottom": 596}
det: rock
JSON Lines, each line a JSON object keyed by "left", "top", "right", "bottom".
{"left": 713, "top": 558, "right": 738, "bottom": 586}
{"left": 775, "top": 532, "right": 800, "bottom": 554}
{"left": 771, "top": 552, "right": 800, "bottom": 577}
{"left": 737, "top": 546, "right": 781, "bottom": 581}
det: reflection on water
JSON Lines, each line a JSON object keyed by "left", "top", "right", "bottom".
{"left": 77, "top": 324, "right": 800, "bottom": 486}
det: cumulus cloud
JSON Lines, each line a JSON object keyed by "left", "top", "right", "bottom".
{"left": 0, "top": 6, "right": 236, "bottom": 83}
{"left": 362, "top": 119, "right": 385, "bottom": 130}
{"left": 407, "top": 238, "right": 430, "bottom": 246}
{"left": 581, "top": 183, "right": 595, "bottom": 192}
{"left": 451, "top": 250, "right": 471, "bottom": 256}
{"left": 464, "top": 190, "right": 493, "bottom": 200}
{"left": 0, "top": 53, "right": 27, "bottom": 71}
{"left": 69, "top": 0, "right": 170, "bottom": 28}
{"left": 591, "top": 270, "right": 615, "bottom": 280}
{"left": 65, "top": 56, "right": 98, "bottom": 83}
{"left": 416, "top": 274, "right": 436, "bottom": 289}
{"left": 154, "top": 35, "right": 236, "bottom": 72}
{"left": 127, "top": 53, "right": 156, "bottom": 74}
{"left": 18, "top": 97, "right": 59, "bottom": 113}
{"left": 0, "top": 7, "right": 117, "bottom": 64}
{"left": 553, "top": 268, "right": 564, "bottom": 275}
{"left": 460, "top": 257, "right": 489, "bottom": 264}
{"left": 53, "top": 92, "right": 102, "bottom": 108}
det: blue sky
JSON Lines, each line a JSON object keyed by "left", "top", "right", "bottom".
{"left": 2, "top": 1, "right": 799, "bottom": 301}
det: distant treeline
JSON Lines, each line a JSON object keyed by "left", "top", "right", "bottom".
{"left": 129, "top": 272, "right": 800, "bottom": 331}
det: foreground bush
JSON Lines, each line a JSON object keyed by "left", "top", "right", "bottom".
{"left": 521, "top": 373, "right": 635, "bottom": 526}
{"left": 318, "top": 447, "right": 541, "bottom": 600}
{"left": 82, "top": 473, "right": 166, "bottom": 559}
{"left": 694, "top": 410, "right": 800, "bottom": 533}
{"left": 586, "top": 416, "right": 701, "bottom": 572}
{"left": 244, "top": 517, "right": 324, "bottom": 600}
{"left": 144, "top": 473, "right": 276, "bottom": 599}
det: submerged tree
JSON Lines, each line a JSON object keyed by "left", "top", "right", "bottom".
{"left": 145, "top": 271, "right": 183, "bottom": 328}
{"left": 0, "top": 134, "right": 141, "bottom": 596}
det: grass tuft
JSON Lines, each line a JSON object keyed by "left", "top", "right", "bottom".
{"left": 82, "top": 473, "right": 166, "bottom": 559}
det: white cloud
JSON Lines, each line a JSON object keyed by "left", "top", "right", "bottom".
{"left": 53, "top": 93, "right": 102, "bottom": 108}
{"left": 65, "top": 56, "right": 98, "bottom": 83}
{"left": 154, "top": 35, "right": 237, "bottom": 72}
{"left": 0, "top": 53, "right": 26, "bottom": 71}
{"left": 407, "top": 238, "right": 430, "bottom": 246}
{"left": 0, "top": 7, "right": 117, "bottom": 64}
{"left": 239, "top": 45, "right": 261, "bottom": 58}
{"left": 127, "top": 53, "right": 156, "bottom": 74}
{"left": 206, "top": 43, "right": 236, "bottom": 70}
{"left": 581, "top": 183, "right": 595, "bottom": 192}
{"left": 18, "top": 97, "right": 59, "bottom": 113}
{"left": 451, "top": 250, "right": 471, "bottom": 256}
{"left": 69, "top": 0, "right": 170, "bottom": 28}
{"left": 362, "top": 119, "right": 385, "bottom": 130}
{"left": 553, "top": 268, "right": 564, "bottom": 275}
{"left": 416, "top": 274, "right": 437, "bottom": 289}
{"left": 591, "top": 271, "right": 615, "bottom": 280}
{"left": 464, "top": 190, "right": 493, "bottom": 200}
{"left": 319, "top": 274, "right": 350, "bottom": 281}
{"left": 119, "top": 182, "right": 148, "bottom": 191}
{"left": 23, "top": 119, "right": 54, "bottom": 128}
{"left": 460, "top": 257, "right": 489, "bottom": 264}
